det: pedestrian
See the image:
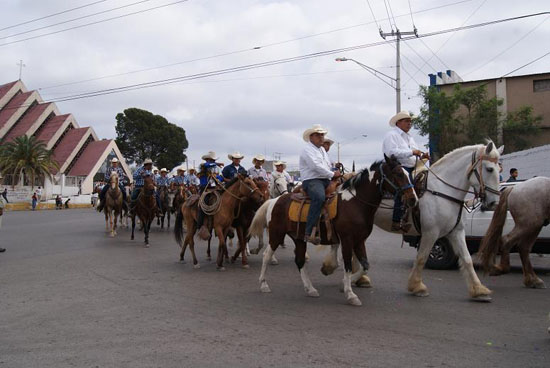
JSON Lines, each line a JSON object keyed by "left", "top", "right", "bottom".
{"left": 31, "top": 192, "right": 38, "bottom": 210}
{"left": 55, "top": 195, "right": 63, "bottom": 210}
{"left": 0, "top": 173, "right": 6, "bottom": 252}
{"left": 36, "top": 186, "right": 43, "bottom": 202}
{"left": 506, "top": 168, "right": 519, "bottom": 182}
{"left": 1, "top": 188, "right": 8, "bottom": 203}
{"left": 498, "top": 162, "right": 503, "bottom": 182}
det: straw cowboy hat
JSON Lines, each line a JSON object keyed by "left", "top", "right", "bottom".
{"left": 188, "top": 168, "right": 196, "bottom": 173}
{"left": 303, "top": 124, "right": 328, "bottom": 142}
{"left": 160, "top": 168, "right": 168, "bottom": 173}
{"left": 111, "top": 157, "right": 119, "bottom": 163}
{"left": 176, "top": 166, "right": 186, "bottom": 172}
{"left": 323, "top": 137, "right": 335, "bottom": 146}
{"left": 252, "top": 154, "right": 265, "bottom": 163}
{"left": 143, "top": 158, "right": 153, "bottom": 165}
{"left": 228, "top": 152, "right": 244, "bottom": 160}
{"left": 389, "top": 111, "right": 412, "bottom": 127}
{"left": 274, "top": 160, "right": 287, "bottom": 169}
{"left": 201, "top": 151, "right": 218, "bottom": 160}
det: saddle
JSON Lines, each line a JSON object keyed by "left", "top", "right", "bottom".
{"left": 288, "top": 190, "right": 338, "bottom": 222}
{"left": 184, "top": 193, "right": 200, "bottom": 207}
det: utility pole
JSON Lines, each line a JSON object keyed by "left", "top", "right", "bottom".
{"left": 16, "top": 60, "right": 26, "bottom": 80}
{"left": 379, "top": 28, "right": 418, "bottom": 113}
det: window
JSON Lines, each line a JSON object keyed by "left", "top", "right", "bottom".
{"left": 533, "top": 79, "right": 550, "bottom": 92}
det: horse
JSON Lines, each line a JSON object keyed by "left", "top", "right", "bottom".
{"left": 363, "top": 142, "right": 501, "bottom": 301}
{"left": 270, "top": 175, "right": 289, "bottom": 198}
{"left": 130, "top": 176, "right": 158, "bottom": 247}
{"left": 103, "top": 172, "right": 123, "bottom": 237}
{"left": 175, "top": 175, "right": 264, "bottom": 269}
{"left": 157, "top": 186, "right": 171, "bottom": 229}
{"left": 249, "top": 155, "right": 417, "bottom": 305}
{"left": 478, "top": 176, "right": 550, "bottom": 289}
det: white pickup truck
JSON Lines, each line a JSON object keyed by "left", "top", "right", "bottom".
{"left": 404, "top": 181, "right": 550, "bottom": 269}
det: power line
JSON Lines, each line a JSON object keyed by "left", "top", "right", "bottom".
{"left": 1, "top": 0, "right": 154, "bottom": 41}
{"left": 403, "top": 39, "right": 438, "bottom": 74}
{"left": 386, "top": 0, "right": 399, "bottom": 28}
{"left": 500, "top": 49, "right": 550, "bottom": 78}
{"left": 407, "top": 0, "right": 416, "bottom": 27}
{"left": 364, "top": 0, "right": 381, "bottom": 30}
{"left": 0, "top": 0, "right": 110, "bottom": 32}
{"left": 38, "top": 0, "right": 475, "bottom": 91}
{"left": 463, "top": 15, "right": 550, "bottom": 77}
{"left": 6, "top": 10, "right": 547, "bottom": 110}
{"left": 382, "top": 0, "right": 394, "bottom": 30}
{"left": 0, "top": 0, "right": 190, "bottom": 47}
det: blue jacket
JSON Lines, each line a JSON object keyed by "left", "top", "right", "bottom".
{"left": 222, "top": 164, "right": 247, "bottom": 180}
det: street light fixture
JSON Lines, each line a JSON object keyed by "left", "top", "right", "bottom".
{"left": 336, "top": 134, "right": 368, "bottom": 164}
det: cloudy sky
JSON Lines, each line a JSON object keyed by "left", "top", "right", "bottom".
{"left": 1, "top": 0, "right": 549, "bottom": 171}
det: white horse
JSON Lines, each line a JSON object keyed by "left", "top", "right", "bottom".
{"left": 270, "top": 175, "right": 289, "bottom": 198}
{"left": 323, "top": 142, "right": 502, "bottom": 301}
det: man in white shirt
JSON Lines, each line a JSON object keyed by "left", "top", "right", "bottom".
{"left": 299, "top": 124, "right": 341, "bottom": 244}
{"left": 248, "top": 155, "right": 268, "bottom": 181}
{"left": 382, "top": 111, "right": 429, "bottom": 231}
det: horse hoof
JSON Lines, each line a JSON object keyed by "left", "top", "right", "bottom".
{"left": 270, "top": 259, "right": 279, "bottom": 265}
{"left": 413, "top": 290, "right": 430, "bottom": 297}
{"left": 250, "top": 249, "right": 260, "bottom": 255}
{"left": 230, "top": 258, "right": 236, "bottom": 264}
{"left": 179, "top": 260, "right": 186, "bottom": 264}
{"left": 526, "top": 281, "right": 546, "bottom": 289}
{"left": 260, "top": 284, "right": 271, "bottom": 293}
{"left": 193, "top": 264, "right": 201, "bottom": 269}
{"left": 110, "top": 233, "right": 115, "bottom": 238}
{"left": 355, "top": 275, "right": 372, "bottom": 288}
{"left": 144, "top": 243, "right": 150, "bottom": 248}
{"left": 306, "top": 289, "right": 320, "bottom": 298}
{"left": 347, "top": 296, "right": 362, "bottom": 306}
{"left": 217, "top": 267, "right": 226, "bottom": 272}
{"left": 471, "top": 294, "right": 492, "bottom": 303}
{"left": 242, "top": 264, "right": 250, "bottom": 269}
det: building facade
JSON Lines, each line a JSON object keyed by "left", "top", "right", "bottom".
{"left": 0, "top": 80, "right": 131, "bottom": 202}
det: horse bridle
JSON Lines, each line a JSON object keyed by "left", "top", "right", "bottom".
{"left": 273, "top": 178, "right": 288, "bottom": 196}
{"left": 466, "top": 148, "right": 500, "bottom": 201}
{"left": 378, "top": 163, "right": 414, "bottom": 198}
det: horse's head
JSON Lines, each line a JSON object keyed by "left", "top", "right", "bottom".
{"left": 378, "top": 155, "right": 418, "bottom": 208}
{"left": 253, "top": 178, "right": 269, "bottom": 201}
{"left": 467, "top": 141, "right": 502, "bottom": 210}
{"left": 109, "top": 172, "right": 119, "bottom": 190}
{"left": 143, "top": 175, "right": 155, "bottom": 195}
{"left": 271, "top": 176, "right": 288, "bottom": 197}
{"left": 238, "top": 174, "right": 264, "bottom": 205}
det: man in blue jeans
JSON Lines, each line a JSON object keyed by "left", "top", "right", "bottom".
{"left": 299, "top": 124, "right": 341, "bottom": 244}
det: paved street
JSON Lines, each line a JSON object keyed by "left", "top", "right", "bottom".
{"left": 1, "top": 209, "right": 549, "bottom": 367}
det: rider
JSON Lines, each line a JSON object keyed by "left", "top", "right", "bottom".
{"left": 130, "top": 158, "right": 162, "bottom": 213}
{"left": 97, "top": 157, "right": 128, "bottom": 213}
{"left": 197, "top": 151, "right": 224, "bottom": 239}
{"left": 222, "top": 152, "right": 247, "bottom": 182}
{"left": 299, "top": 124, "right": 341, "bottom": 244}
{"left": 157, "top": 168, "right": 170, "bottom": 188}
{"left": 382, "top": 111, "right": 429, "bottom": 232}
{"left": 184, "top": 168, "right": 200, "bottom": 187}
{"left": 247, "top": 154, "right": 268, "bottom": 181}
{"left": 170, "top": 167, "right": 186, "bottom": 190}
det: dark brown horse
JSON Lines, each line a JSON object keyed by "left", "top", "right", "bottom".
{"left": 131, "top": 176, "right": 157, "bottom": 247}
{"left": 249, "top": 156, "right": 417, "bottom": 306}
{"left": 174, "top": 175, "right": 264, "bottom": 269}
{"left": 157, "top": 186, "right": 171, "bottom": 229}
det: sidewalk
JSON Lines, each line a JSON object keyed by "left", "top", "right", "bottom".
{"left": 5, "top": 202, "right": 93, "bottom": 211}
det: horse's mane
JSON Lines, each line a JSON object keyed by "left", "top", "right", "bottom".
{"left": 342, "top": 167, "right": 370, "bottom": 190}
{"left": 431, "top": 144, "right": 485, "bottom": 168}
{"left": 225, "top": 177, "right": 239, "bottom": 189}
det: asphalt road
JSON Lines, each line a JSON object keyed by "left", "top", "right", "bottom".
{"left": 1, "top": 209, "right": 549, "bottom": 368}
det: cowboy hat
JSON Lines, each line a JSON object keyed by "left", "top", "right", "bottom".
{"left": 252, "top": 154, "right": 265, "bottom": 163}
{"left": 111, "top": 157, "right": 119, "bottom": 163}
{"left": 303, "top": 124, "right": 328, "bottom": 142}
{"left": 160, "top": 168, "right": 168, "bottom": 173}
{"left": 188, "top": 168, "right": 196, "bottom": 173}
{"left": 143, "top": 158, "right": 153, "bottom": 165}
{"left": 323, "top": 137, "right": 334, "bottom": 146}
{"left": 176, "top": 166, "right": 186, "bottom": 172}
{"left": 389, "top": 111, "right": 412, "bottom": 127}
{"left": 201, "top": 151, "right": 218, "bottom": 160}
{"left": 274, "top": 160, "right": 286, "bottom": 168}
{"left": 228, "top": 152, "right": 244, "bottom": 160}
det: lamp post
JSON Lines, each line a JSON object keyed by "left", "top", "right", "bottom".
{"left": 335, "top": 57, "right": 399, "bottom": 112}
{"left": 336, "top": 134, "right": 368, "bottom": 164}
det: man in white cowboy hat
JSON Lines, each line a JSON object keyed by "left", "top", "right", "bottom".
{"left": 299, "top": 124, "right": 341, "bottom": 244}
{"left": 169, "top": 167, "right": 186, "bottom": 190}
{"left": 271, "top": 161, "right": 292, "bottom": 183}
{"left": 131, "top": 158, "right": 162, "bottom": 212}
{"left": 383, "top": 110, "right": 429, "bottom": 231}
{"left": 0, "top": 172, "right": 6, "bottom": 252}
{"left": 222, "top": 152, "right": 247, "bottom": 182}
{"left": 184, "top": 168, "right": 200, "bottom": 187}
{"left": 97, "top": 157, "right": 128, "bottom": 213}
{"left": 247, "top": 154, "right": 268, "bottom": 181}
{"left": 197, "top": 151, "right": 224, "bottom": 239}
{"left": 156, "top": 168, "right": 171, "bottom": 188}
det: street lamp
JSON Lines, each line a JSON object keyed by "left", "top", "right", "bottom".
{"left": 336, "top": 134, "right": 368, "bottom": 164}
{"left": 335, "top": 57, "right": 400, "bottom": 112}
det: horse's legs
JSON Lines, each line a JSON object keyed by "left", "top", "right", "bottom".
{"left": 237, "top": 227, "right": 249, "bottom": 268}
{"left": 215, "top": 226, "right": 226, "bottom": 270}
{"left": 167, "top": 211, "right": 171, "bottom": 229}
{"left": 446, "top": 228, "right": 491, "bottom": 300}
{"left": 105, "top": 211, "right": 109, "bottom": 232}
{"left": 408, "top": 231, "right": 437, "bottom": 297}
{"left": 206, "top": 237, "right": 212, "bottom": 261}
{"left": 131, "top": 215, "right": 135, "bottom": 240}
{"left": 351, "top": 241, "right": 371, "bottom": 288}
{"left": 295, "top": 239, "right": 319, "bottom": 297}
{"left": 517, "top": 231, "right": 545, "bottom": 288}
{"left": 259, "top": 244, "right": 277, "bottom": 293}
{"left": 321, "top": 244, "right": 340, "bottom": 275}
{"left": 340, "top": 237, "right": 361, "bottom": 305}
{"left": 144, "top": 219, "right": 151, "bottom": 247}
{"left": 112, "top": 211, "right": 118, "bottom": 236}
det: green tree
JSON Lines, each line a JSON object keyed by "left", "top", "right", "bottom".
{"left": 0, "top": 135, "right": 59, "bottom": 188}
{"left": 115, "top": 108, "right": 188, "bottom": 169}
{"left": 413, "top": 84, "right": 541, "bottom": 157}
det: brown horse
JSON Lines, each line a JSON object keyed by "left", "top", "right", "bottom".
{"left": 157, "top": 186, "right": 171, "bottom": 229}
{"left": 478, "top": 177, "right": 550, "bottom": 289}
{"left": 131, "top": 176, "right": 157, "bottom": 247}
{"left": 249, "top": 156, "right": 417, "bottom": 305}
{"left": 103, "top": 172, "right": 123, "bottom": 237}
{"left": 175, "top": 175, "right": 264, "bottom": 269}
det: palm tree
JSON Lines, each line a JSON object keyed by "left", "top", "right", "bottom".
{"left": 0, "top": 135, "right": 59, "bottom": 188}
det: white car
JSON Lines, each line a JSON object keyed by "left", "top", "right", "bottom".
{"left": 404, "top": 181, "right": 550, "bottom": 269}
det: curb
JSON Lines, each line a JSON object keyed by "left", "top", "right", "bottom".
{"left": 5, "top": 203, "right": 93, "bottom": 211}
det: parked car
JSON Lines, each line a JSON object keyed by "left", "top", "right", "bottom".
{"left": 404, "top": 181, "right": 550, "bottom": 269}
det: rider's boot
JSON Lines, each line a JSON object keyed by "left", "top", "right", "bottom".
{"left": 96, "top": 200, "right": 104, "bottom": 212}
{"left": 198, "top": 225, "right": 211, "bottom": 241}
{"left": 304, "top": 226, "right": 321, "bottom": 245}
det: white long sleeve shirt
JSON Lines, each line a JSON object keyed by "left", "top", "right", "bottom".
{"left": 382, "top": 127, "right": 420, "bottom": 168}
{"left": 299, "top": 142, "right": 334, "bottom": 181}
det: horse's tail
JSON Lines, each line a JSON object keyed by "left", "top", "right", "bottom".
{"left": 174, "top": 206, "right": 185, "bottom": 248}
{"left": 249, "top": 199, "right": 272, "bottom": 238}
{"left": 478, "top": 187, "right": 512, "bottom": 272}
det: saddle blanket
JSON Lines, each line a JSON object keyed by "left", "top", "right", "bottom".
{"left": 288, "top": 197, "right": 337, "bottom": 223}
